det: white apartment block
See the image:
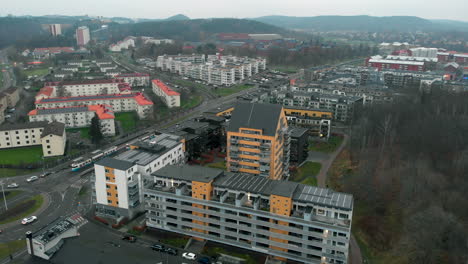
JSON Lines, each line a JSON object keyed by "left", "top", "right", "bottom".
{"left": 156, "top": 54, "right": 266, "bottom": 85}
{"left": 35, "top": 93, "right": 153, "bottom": 119}
{"left": 37, "top": 79, "right": 132, "bottom": 100}
{"left": 94, "top": 133, "right": 185, "bottom": 220}
{"left": 142, "top": 37, "right": 174, "bottom": 45}
{"left": 109, "top": 37, "right": 136, "bottom": 52}
{"left": 151, "top": 79, "right": 180, "bottom": 108}
{"left": 116, "top": 73, "right": 150, "bottom": 87}
{"left": 0, "top": 121, "right": 66, "bottom": 157}
{"left": 28, "top": 105, "right": 116, "bottom": 136}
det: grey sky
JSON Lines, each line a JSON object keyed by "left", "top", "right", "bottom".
{"left": 2, "top": 0, "right": 468, "bottom": 22}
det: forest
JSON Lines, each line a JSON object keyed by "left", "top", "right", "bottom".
{"left": 339, "top": 89, "right": 468, "bottom": 264}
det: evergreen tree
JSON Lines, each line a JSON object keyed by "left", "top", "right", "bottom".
{"left": 88, "top": 113, "right": 103, "bottom": 145}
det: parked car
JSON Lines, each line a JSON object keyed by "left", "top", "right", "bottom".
{"left": 39, "top": 172, "right": 51, "bottom": 178}
{"left": 164, "top": 247, "right": 178, "bottom": 256}
{"left": 21, "top": 216, "right": 37, "bottom": 225}
{"left": 182, "top": 252, "right": 197, "bottom": 260}
{"left": 151, "top": 244, "right": 164, "bottom": 251}
{"left": 26, "top": 176, "right": 39, "bottom": 182}
{"left": 122, "top": 235, "right": 137, "bottom": 243}
{"left": 7, "top": 183, "right": 18, "bottom": 188}
{"left": 7, "top": 108, "right": 15, "bottom": 113}
{"left": 198, "top": 257, "right": 211, "bottom": 264}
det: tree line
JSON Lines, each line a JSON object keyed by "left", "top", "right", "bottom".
{"left": 343, "top": 89, "right": 468, "bottom": 263}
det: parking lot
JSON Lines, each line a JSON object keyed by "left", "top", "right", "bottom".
{"left": 22, "top": 222, "right": 207, "bottom": 264}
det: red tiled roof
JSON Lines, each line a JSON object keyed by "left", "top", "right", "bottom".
{"left": 36, "top": 86, "right": 55, "bottom": 97}
{"left": 45, "top": 79, "right": 126, "bottom": 87}
{"left": 134, "top": 93, "right": 154, "bottom": 105}
{"left": 152, "top": 79, "right": 180, "bottom": 96}
{"left": 88, "top": 105, "right": 115, "bottom": 119}
{"left": 35, "top": 92, "right": 153, "bottom": 106}
{"left": 116, "top": 73, "right": 149, "bottom": 77}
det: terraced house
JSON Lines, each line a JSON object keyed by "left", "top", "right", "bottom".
{"left": 144, "top": 165, "right": 353, "bottom": 264}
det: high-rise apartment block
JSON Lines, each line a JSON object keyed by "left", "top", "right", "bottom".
{"left": 226, "top": 103, "right": 290, "bottom": 180}
{"left": 144, "top": 165, "right": 353, "bottom": 264}
{"left": 76, "top": 26, "right": 90, "bottom": 46}
{"left": 48, "top": 24, "right": 62, "bottom": 36}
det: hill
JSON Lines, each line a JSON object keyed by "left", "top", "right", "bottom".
{"left": 252, "top": 15, "right": 468, "bottom": 32}
{"left": 0, "top": 17, "right": 46, "bottom": 48}
{"left": 109, "top": 18, "right": 290, "bottom": 41}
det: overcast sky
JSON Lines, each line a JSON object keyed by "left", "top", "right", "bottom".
{"left": 2, "top": 0, "right": 468, "bottom": 22}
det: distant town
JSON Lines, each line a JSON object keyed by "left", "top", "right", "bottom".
{"left": 0, "top": 10, "right": 467, "bottom": 264}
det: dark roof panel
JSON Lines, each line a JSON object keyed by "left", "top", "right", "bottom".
{"left": 227, "top": 103, "right": 283, "bottom": 136}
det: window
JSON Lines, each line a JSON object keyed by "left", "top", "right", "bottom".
{"left": 48, "top": 151, "right": 51, "bottom": 154}
{"left": 46, "top": 140, "right": 50, "bottom": 143}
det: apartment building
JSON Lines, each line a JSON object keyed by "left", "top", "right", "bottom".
{"left": 0, "top": 121, "right": 66, "bottom": 157}
{"left": 28, "top": 104, "right": 116, "bottom": 136}
{"left": 35, "top": 92, "right": 153, "bottom": 119}
{"left": 290, "top": 127, "right": 310, "bottom": 165}
{"left": 227, "top": 103, "right": 290, "bottom": 180}
{"left": 156, "top": 54, "right": 266, "bottom": 85}
{"left": 93, "top": 133, "right": 185, "bottom": 220}
{"left": 48, "top": 24, "right": 62, "bottom": 36}
{"left": 116, "top": 73, "right": 150, "bottom": 87}
{"left": 39, "top": 79, "right": 131, "bottom": 99}
{"left": 76, "top": 26, "right": 90, "bottom": 46}
{"left": 151, "top": 79, "right": 180, "bottom": 108}
{"left": 283, "top": 106, "right": 332, "bottom": 138}
{"left": 144, "top": 165, "right": 353, "bottom": 264}
{"left": 1, "top": 87, "right": 20, "bottom": 108}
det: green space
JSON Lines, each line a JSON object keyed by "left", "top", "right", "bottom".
{"left": 308, "top": 135, "right": 344, "bottom": 153}
{"left": 0, "top": 71, "right": 3, "bottom": 88}
{"left": 0, "top": 146, "right": 43, "bottom": 165}
{"left": 78, "top": 186, "right": 88, "bottom": 196}
{"left": 67, "top": 127, "right": 91, "bottom": 139}
{"left": 213, "top": 84, "right": 253, "bottom": 97}
{"left": 290, "top": 161, "right": 321, "bottom": 186}
{"left": 181, "top": 95, "right": 202, "bottom": 109}
{"left": 115, "top": 112, "right": 138, "bottom": 133}
{"left": 0, "top": 191, "right": 22, "bottom": 201}
{"left": 206, "top": 161, "right": 226, "bottom": 170}
{"left": 0, "top": 240, "right": 26, "bottom": 260}
{"left": 160, "top": 237, "right": 189, "bottom": 248}
{"left": 270, "top": 66, "right": 300, "bottom": 73}
{"left": 0, "top": 194, "right": 44, "bottom": 225}
{"left": 23, "top": 68, "right": 49, "bottom": 77}
{"left": 203, "top": 247, "right": 257, "bottom": 264}
{"left": 0, "top": 168, "right": 40, "bottom": 178}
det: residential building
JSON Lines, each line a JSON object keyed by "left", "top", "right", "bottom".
{"left": 0, "top": 121, "right": 66, "bottom": 157}
{"left": 28, "top": 104, "right": 116, "bottom": 136}
{"left": 116, "top": 73, "right": 150, "bottom": 87}
{"left": 93, "top": 133, "right": 185, "bottom": 220}
{"left": 151, "top": 79, "right": 180, "bottom": 108}
{"left": 366, "top": 56, "right": 425, "bottom": 72}
{"left": 32, "top": 47, "right": 74, "bottom": 58}
{"left": 109, "top": 37, "right": 135, "bottom": 52}
{"left": 26, "top": 214, "right": 87, "bottom": 260}
{"left": 289, "top": 127, "right": 309, "bottom": 165}
{"left": 0, "top": 87, "right": 20, "bottom": 108}
{"left": 39, "top": 79, "right": 131, "bottom": 99}
{"left": 283, "top": 106, "right": 332, "bottom": 138}
{"left": 76, "top": 26, "right": 90, "bottom": 46}
{"left": 226, "top": 103, "right": 290, "bottom": 180}
{"left": 144, "top": 165, "right": 353, "bottom": 264}
{"left": 48, "top": 24, "right": 62, "bottom": 36}
{"left": 35, "top": 92, "right": 153, "bottom": 118}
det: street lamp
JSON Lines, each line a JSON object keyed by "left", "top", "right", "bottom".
{"left": 0, "top": 182, "right": 8, "bottom": 210}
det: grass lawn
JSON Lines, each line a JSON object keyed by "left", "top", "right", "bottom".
{"left": 0, "top": 194, "right": 44, "bottom": 225}
{"left": 0, "top": 146, "right": 44, "bottom": 165}
{"left": 290, "top": 161, "right": 321, "bottom": 186}
{"left": 206, "top": 161, "right": 226, "bottom": 170}
{"left": 308, "top": 135, "right": 344, "bottom": 153}
{"left": 213, "top": 84, "right": 253, "bottom": 97}
{"left": 78, "top": 186, "right": 88, "bottom": 196}
{"left": 67, "top": 127, "right": 91, "bottom": 139}
{"left": 0, "top": 240, "right": 26, "bottom": 260}
{"left": 115, "top": 112, "right": 138, "bottom": 133}
{"left": 23, "top": 68, "right": 49, "bottom": 77}
{"left": 0, "top": 168, "right": 40, "bottom": 177}
{"left": 203, "top": 247, "right": 257, "bottom": 264}
{"left": 0, "top": 191, "right": 22, "bottom": 201}
{"left": 181, "top": 95, "right": 202, "bottom": 109}
{"left": 160, "top": 238, "right": 189, "bottom": 248}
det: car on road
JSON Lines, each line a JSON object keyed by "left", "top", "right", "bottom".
{"left": 198, "top": 257, "right": 211, "bottom": 264}
{"left": 21, "top": 216, "right": 37, "bottom": 225}
{"left": 164, "top": 247, "right": 178, "bottom": 256}
{"left": 122, "top": 235, "right": 137, "bottom": 243}
{"left": 151, "top": 244, "right": 164, "bottom": 251}
{"left": 40, "top": 172, "right": 51, "bottom": 178}
{"left": 182, "top": 252, "right": 197, "bottom": 260}
{"left": 106, "top": 241, "right": 121, "bottom": 247}
{"left": 26, "top": 176, "right": 39, "bottom": 182}
{"left": 7, "top": 183, "right": 18, "bottom": 188}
